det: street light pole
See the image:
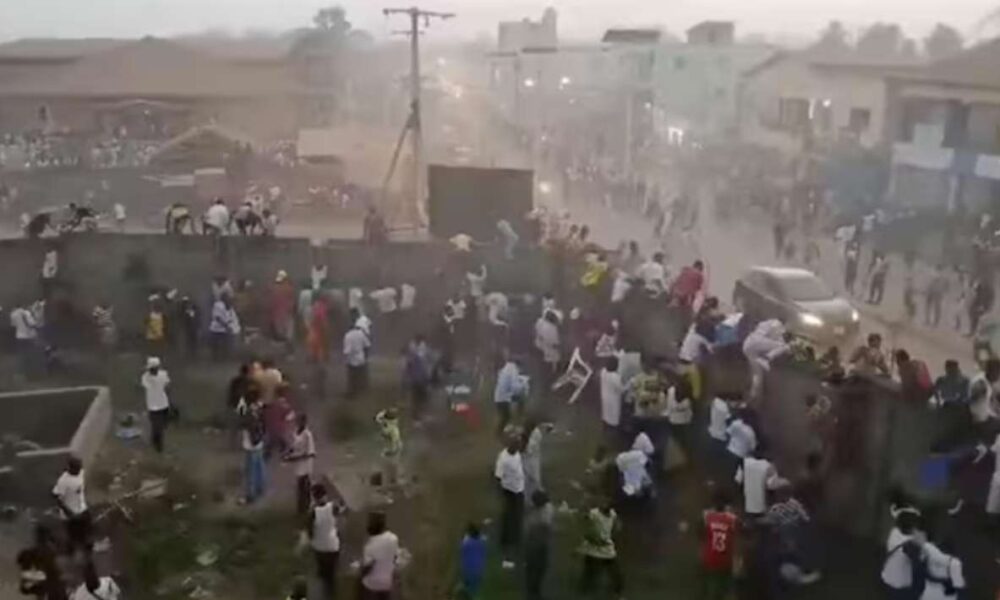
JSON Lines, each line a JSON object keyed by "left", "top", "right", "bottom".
{"left": 383, "top": 6, "right": 454, "bottom": 225}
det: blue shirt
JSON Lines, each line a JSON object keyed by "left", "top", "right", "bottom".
{"left": 494, "top": 362, "right": 526, "bottom": 404}
{"left": 460, "top": 535, "right": 487, "bottom": 582}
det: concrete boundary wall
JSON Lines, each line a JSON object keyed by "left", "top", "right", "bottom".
{"left": 0, "top": 386, "right": 111, "bottom": 505}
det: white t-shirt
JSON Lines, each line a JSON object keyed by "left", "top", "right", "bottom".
{"left": 708, "top": 398, "right": 730, "bottom": 441}
{"left": 311, "top": 265, "right": 328, "bottom": 290}
{"left": 665, "top": 387, "right": 693, "bottom": 425}
{"left": 205, "top": 203, "right": 229, "bottom": 229}
{"left": 600, "top": 369, "right": 625, "bottom": 427}
{"left": 72, "top": 578, "right": 121, "bottom": 600}
{"left": 921, "top": 542, "right": 964, "bottom": 600}
{"left": 53, "top": 470, "right": 87, "bottom": 516}
{"left": 291, "top": 428, "right": 315, "bottom": 477}
{"left": 113, "top": 203, "right": 126, "bottom": 221}
{"left": 447, "top": 298, "right": 466, "bottom": 321}
{"left": 679, "top": 329, "right": 711, "bottom": 363}
{"left": 638, "top": 261, "right": 667, "bottom": 293}
{"left": 735, "top": 457, "right": 772, "bottom": 515}
{"left": 348, "top": 288, "right": 364, "bottom": 311}
{"left": 466, "top": 269, "right": 486, "bottom": 298}
{"left": 343, "top": 328, "right": 370, "bottom": 367}
{"left": 881, "top": 528, "right": 915, "bottom": 589}
{"left": 726, "top": 419, "right": 757, "bottom": 458}
{"left": 611, "top": 274, "right": 631, "bottom": 303}
{"left": 369, "top": 288, "right": 398, "bottom": 313}
{"left": 10, "top": 307, "right": 37, "bottom": 340}
{"left": 362, "top": 531, "right": 400, "bottom": 592}
{"left": 494, "top": 449, "right": 525, "bottom": 494}
{"left": 616, "top": 449, "right": 650, "bottom": 496}
{"left": 141, "top": 369, "right": 171, "bottom": 412}
{"left": 355, "top": 314, "right": 372, "bottom": 338}
{"left": 534, "top": 318, "right": 560, "bottom": 363}
{"left": 42, "top": 250, "right": 58, "bottom": 279}
{"left": 310, "top": 502, "right": 340, "bottom": 553}
{"left": 399, "top": 284, "right": 416, "bottom": 310}
{"left": 486, "top": 292, "right": 509, "bottom": 325}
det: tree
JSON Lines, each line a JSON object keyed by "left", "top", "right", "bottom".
{"left": 924, "top": 23, "right": 964, "bottom": 59}
{"left": 856, "top": 23, "right": 906, "bottom": 57}
{"left": 813, "top": 21, "right": 851, "bottom": 53}
{"left": 313, "top": 6, "right": 352, "bottom": 36}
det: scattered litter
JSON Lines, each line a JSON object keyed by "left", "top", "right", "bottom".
{"left": 138, "top": 478, "right": 168, "bottom": 499}
{"left": 0, "top": 504, "right": 19, "bottom": 522}
{"left": 189, "top": 586, "right": 213, "bottom": 600}
{"left": 115, "top": 413, "right": 143, "bottom": 440}
{"left": 397, "top": 548, "right": 413, "bottom": 570}
{"left": 172, "top": 502, "right": 189, "bottom": 512}
{"left": 93, "top": 537, "right": 112, "bottom": 552}
{"left": 677, "top": 521, "right": 690, "bottom": 533}
{"left": 482, "top": 518, "right": 492, "bottom": 526}
{"left": 196, "top": 546, "right": 219, "bottom": 567}
{"left": 556, "top": 502, "right": 575, "bottom": 516}
{"left": 569, "top": 480, "right": 583, "bottom": 491}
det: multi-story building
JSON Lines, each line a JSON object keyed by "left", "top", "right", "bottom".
{"left": 738, "top": 49, "right": 918, "bottom": 155}
{"left": 885, "top": 39, "right": 1000, "bottom": 211}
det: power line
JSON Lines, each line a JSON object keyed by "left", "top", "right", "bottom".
{"left": 382, "top": 7, "right": 454, "bottom": 226}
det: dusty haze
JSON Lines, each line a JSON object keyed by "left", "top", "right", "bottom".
{"left": 0, "top": 0, "right": 995, "bottom": 42}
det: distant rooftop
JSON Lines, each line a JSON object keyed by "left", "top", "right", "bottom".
{"left": 601, "top": 28, "right": 662, "bottom": 44}
{"left": 889, "top": 37, "right": 1000, "bottom": 90}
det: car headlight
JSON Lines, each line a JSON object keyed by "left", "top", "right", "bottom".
{"left": 800, "top": 313, "right": 824, "bottom": 327}
{"left": 851, "top": 309, "right": 860, "bottom": 322}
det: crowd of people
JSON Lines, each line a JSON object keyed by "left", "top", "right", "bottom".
{"left": 11, "top": 141, "right": 1000, "bottom": 600}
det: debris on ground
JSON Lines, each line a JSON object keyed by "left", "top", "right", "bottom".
{"left": 196, "top": 546, "right": 219, "bottom": 567}
{"left": 138, "top": 478, "right": 168, "bottom": 499}
{"left": 115, "top": 413, "right": 143, "bottom": 440}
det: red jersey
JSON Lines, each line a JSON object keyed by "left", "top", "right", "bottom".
{"left": 701, "top": 510, "right": 738, "bottom": 571}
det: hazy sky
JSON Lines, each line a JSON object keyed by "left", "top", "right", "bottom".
{"left": 0, "top": 0, "right": 995, "bottom": 43}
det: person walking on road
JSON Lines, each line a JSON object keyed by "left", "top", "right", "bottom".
{"left": 867, "top": 253, "right": 889, "bottom": 305}
{"left": 843, "top": 243, "right": 860, "bottom": 296}
{"left": 924, "top": 264, "right": 949, "bottom": 327}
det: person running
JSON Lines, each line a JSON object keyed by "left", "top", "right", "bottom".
{"left": 579, "top": 501, "right": 624, "bottom": 599}
{"left": 52, "top": 457, "right": 91, "bottom": 557}
{"left": 459, "top": 523, "right": 487, "bottom": 599}
{"left": 342, "top": 318, "right": 371, "bottom": 399}
{"left": 495, "top": 437, "right": 525, "bottom": 568}
{"left": 71, "top": 561, "right": 120, "bottom": 600}
{"left": 285, "top": 415, "right": 316, "bottom": 516}
{"left": 140, "top": 356, "right": 171, "bottom": 453}
{"left": 305, "top": 483, "right": 341, "bottom": 599}
{"left": 867, "top": 254, "right": 889, "bottom": 305}
{"left": 359, "top": 512, "right": 399, "bottom": 600}
{"left": 375, "top": 408, "right": 403, "bottom": 487}
{"left": 524, "top": 490, "right": 553, "bottom": 600}
{"left": 700, "top": 489, "right": 739, "bottom": 600}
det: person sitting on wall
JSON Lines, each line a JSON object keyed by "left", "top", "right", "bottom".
{"left": 363, "top": 205, "right": 388, "bottom": 245}
{"left": 25, "top": 211, "right": 54, "bottom": 239}
{"left": 232, "top": 201, "right": 263, "bottom": 236}
{"left": 165, "top": 202, "right": 195, "bottom": 235}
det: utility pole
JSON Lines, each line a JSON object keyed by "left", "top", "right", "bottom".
{"left": 383, "top": 6, "right": 454, "bottom": 225}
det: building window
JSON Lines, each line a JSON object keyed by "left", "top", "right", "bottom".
{"left": 848, "top": 108, "right": 871, "bottom": 133}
